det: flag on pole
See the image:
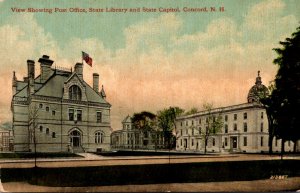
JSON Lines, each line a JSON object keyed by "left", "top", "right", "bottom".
{"left": 82, "top": 51, "right": 93, "bottom": 67}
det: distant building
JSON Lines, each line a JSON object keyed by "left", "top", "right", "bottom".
{"left": 11, "top": 55, "right": 112, "bottom": 152}
{"left": 0, "top": 127, "right": 13, "bottom": 152}
{"left": 111, "top": 115, "right": 165, "bottom": 150}
{"left": 176, "top": 72, "right": 297, "bottom": 153}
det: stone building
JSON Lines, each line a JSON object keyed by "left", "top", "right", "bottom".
{"left": 11, "top": 55, "right": 112, "bottom": 152}
{"left": 111, "top": 115, "right": 165, "bottom": 150}
{"left": 176, "top": 72, "right": 296, "bottom": 153}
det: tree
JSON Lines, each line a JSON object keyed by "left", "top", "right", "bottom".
{"left": 201, "top": 103, "right": 223, "bottom": 154}
{"left": 184, "top": 107, "right": 198, "bottom": 116}
{"left": 259, "top": 82, "right": 278, "bottom": 154}
{"left": 29, "top": 104, "right": 39, "bottom": 167}
{"left": 132, "top": 111, "right": 156, "bottom": 149}
{"left": 272, "top": 26, "right": 300, "bottom": 152}
{"left": 157, "top": 107, "right": 184, "bottom": 149}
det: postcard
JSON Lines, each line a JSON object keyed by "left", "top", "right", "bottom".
{"left": 0, "top": 0, "right": 299, "bottom": 192}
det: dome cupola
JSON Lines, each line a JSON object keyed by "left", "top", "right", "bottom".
{"left": 247, "top": 71, "right": 269, "bottom": 103}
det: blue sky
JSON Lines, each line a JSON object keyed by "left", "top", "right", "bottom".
{"left": 0, "top": 0, "right": 299, "bottom": 128}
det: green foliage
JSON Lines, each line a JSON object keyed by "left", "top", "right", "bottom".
{"left": 157, "top": 106, "right": 184, "bottom": 148}
{"left": 131, "top": 111, "right": 156, "bottom": 130}
{"left": 259, "top": 81, "right": 278, "bottom": 153}
{"left": 271, "top": 26, "right": 300, "bottom": 143}
{"left": 184, "top": 107, "right": 198, "bottom": 115}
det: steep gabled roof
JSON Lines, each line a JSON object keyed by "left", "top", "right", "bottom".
{"left": 33, "top": 71, "right": 110, "bottom": 105}
{"left": 34, "top": 74, "right": 68, "bottom": 98}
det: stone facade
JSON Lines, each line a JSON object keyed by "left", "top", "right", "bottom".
{"left": 111, "top": 115, "right": 165, "bottom": 150}
{"left": 11, "top": 55, "right": 112, "bottom": 152}
{"left": 176, "top": 72, "right": 296, "bottom": 153}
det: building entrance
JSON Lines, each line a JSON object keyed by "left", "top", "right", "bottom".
{"left": 231, "top": 136, "right": 238, "bottom": 149}
{"left": 70, "top": 130, "right": 81, "bottom": 147}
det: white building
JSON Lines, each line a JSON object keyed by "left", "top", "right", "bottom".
{"left": 176, "top": 72, "right": 296, "bottom": 153}
{"left": 11, "top": 55, "right": 112, "bottom": 152}
{"left": 111, "top": 115, "right": 165, "bottom": 150}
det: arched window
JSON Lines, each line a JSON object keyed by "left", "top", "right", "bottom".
{"left": 69, "top": 85, "right": 82, "bottom": 100}
{"left": 95, "top": 131, "right": 104, "bottom": 144}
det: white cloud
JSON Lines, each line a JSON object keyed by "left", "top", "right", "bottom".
{"left": 0, "top": 0, "right": 298, "bottom": 129}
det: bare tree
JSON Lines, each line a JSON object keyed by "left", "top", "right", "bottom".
{"left": 29, "top": 104, "right": 39, "bottom": 168}
{"left": 201, "top": 103, "right": 223, "bottom": 154}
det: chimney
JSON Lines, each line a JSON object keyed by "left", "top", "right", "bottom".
{"left": 27, "top": 60, "right": 35, "bottom": 79}
{"left": 12, "top": 71, "right": 17, "bottom": 95}
{"left": 27, "top": 60, "right": 35, "bottom": 95}
{"left": 38, "top": 55, "right": 54, "bottom": 83}
{"left": 93, "top": 73, "right": 99, "bottom": 93}
{"left": 74, "top": 63, "right": 83, "bottom": 79}
{"left": 23, "top": 77, "right": 28, "bottom": 82}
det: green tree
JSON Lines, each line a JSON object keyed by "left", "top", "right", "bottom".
{"left": 272, "top": 26, "right": 300, "bottom": 152}
{"left": 202, "top": 103, "right": 223, "bottom": 154}
{"left": 184, "top": 107, "right": 198, "bottom": 116}
{"left": 259, "top": 82, "right": 278, "bottom": 154}
{"left": 131, "top": 111, "right": 156, "bottom": 149}
{"left": 157, "top": 107, "right": 184, "bottom": 149}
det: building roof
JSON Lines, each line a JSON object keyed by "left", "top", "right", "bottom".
{"left": 247, "top": 71, "right": 269, "bottom": 103}
{"left": 14, "top": 68, "right": 110, "bottom": 105}
{"left": 122, "top": 115, "right": 132, "bottom": 123}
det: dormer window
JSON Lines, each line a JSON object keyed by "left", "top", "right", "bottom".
{"left": 69, "top": 85, "right": 82, "bottom": 100}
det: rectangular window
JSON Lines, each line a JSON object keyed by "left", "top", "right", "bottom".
{"left": 243, "top": 123, "right": 247, "bottom": 132}
{"left": 225, "top": 115, "right": 228, "bottom": 122}
{"left": 180, "top": 139, "right": 182, "bottom": 146}
{"left": 261, "top": 136, "right": 263, "bottom": 146}
{"left": 234, "top": 123, "right": 237, "bottom": 131}
{"left": 181, "top": 122, "right": 183, "bottom": 126}
{"left": 52, "top": 110, "right": 55, "bottom": 116}
{"left": 97, "top": 112, "right": 102, "bottom": 123}
{"left": 261, "top": 123, "right": 263, "bottom": 132}
{"left": 192, "top": 128, "right": 194, "bottom": 136}
{"left": 275, "top": 138, "right": 278, "bottom": 147}
{"left": 199, "top": 118, "right": 201, "bottom": 124}
{"left": 186, "top": 129, "right": 188, "bottom": 135}
{"left": 192, "top": 120, "right": 194, "bottom": 126}
{"left": 234, "top": 114, "right": 237, "bottom": 121}
{"left": 198, "top": 127, "right": 201, "bottom": 135}
{"left": 243, "top": 112, "right": 247, "bottom": 120}
{"left": 224, "top": 124, "right": 228, "bottom": 133}
{"left": 192, "top": 139, "right": 194, "bottom": 146}
{"left": 186, "top": 121, "right": 188, "bottom": 126}
{"left": 212, "top": 138, "right": 215, "bottom": 146}
{"left": 77, "top": 110, "right": 82, "bottom": 121}
{"left": 180, "top": 129, "right": 182, "bottom": 136}
{"left": 243, "top": 137, "right": 247, "bottom": 146}
{"left": 52, "top": 132, "right": 56, "bottom": 138}
{"left": 69, "top": 109, "right": 74, "bottom": 121}
{"left": 261, "top": 112, "right": 264, "bottom": 119}
{"left": 46, "top": 106, "right": 49, "bottom": 112}
{"left": 225, "top": 137, "right": 228, "bottom": 146}
{"left": 39, "top": 104, "right": 43, "bottom": 109}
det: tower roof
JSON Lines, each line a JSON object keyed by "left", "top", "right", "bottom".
{"left": 247, "top": 71, "right": 269, "bottom": 103}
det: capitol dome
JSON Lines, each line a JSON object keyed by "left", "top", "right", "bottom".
{"left": 247, "top": 71, "right": 269, "bottom": 103}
